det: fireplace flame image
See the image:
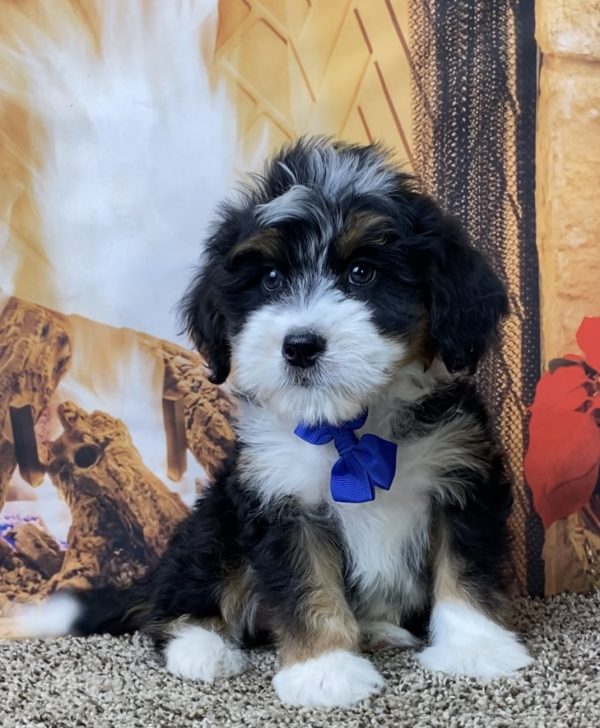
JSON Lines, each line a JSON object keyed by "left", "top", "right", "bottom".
{"left": 0, "top": 0, "right": 237, "bottom": 336}
{"left": 0, "top": 0, "right": 240, "bottom": 612}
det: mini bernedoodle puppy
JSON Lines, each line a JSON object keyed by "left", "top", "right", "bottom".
{"left": 16, "top": 137, "right": 532, "bottom": 708}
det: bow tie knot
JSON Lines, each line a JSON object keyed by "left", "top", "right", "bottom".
{"left": 333, "top": 429, "right": 359, "bottom": 456}
{"left": 294, "top": 412, "right": 397, "bottom": 503}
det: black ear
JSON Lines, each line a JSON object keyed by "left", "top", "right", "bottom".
{"left": 425, "top": 213, "right": 508, "bottom": 374}
{"left": 179, "top": 265, "right": 231, "bottom": 385}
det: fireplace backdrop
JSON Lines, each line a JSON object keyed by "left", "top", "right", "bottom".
{"left": 0, "top": 0, "right": 598, "bottom": 612}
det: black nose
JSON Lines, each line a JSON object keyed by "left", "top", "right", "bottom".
{"left": 282, "top": 331, "right": 326, "bottom": 368}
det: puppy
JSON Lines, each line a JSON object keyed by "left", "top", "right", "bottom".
{"left": 13, "top": 138, "right": 532, "bottom": 708}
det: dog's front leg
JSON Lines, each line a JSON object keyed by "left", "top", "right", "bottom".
{"left": 419, "top": 523, "right": 532, "bottom": 681}
{"left": 248, "top": 510, "right": 383, "bottom": 708}
{"left": 271, "top": 581, "right": 384, "bottom": 709}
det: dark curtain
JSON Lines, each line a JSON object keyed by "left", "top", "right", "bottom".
{"left": 409, "top": 0, "right": 544, "bottom": 595}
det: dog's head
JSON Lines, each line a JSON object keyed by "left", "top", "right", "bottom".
{"left": 181, "top": 138, "right": 507, "bottom": 424}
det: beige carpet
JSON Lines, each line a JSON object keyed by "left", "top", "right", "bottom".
{"left": 1, "top": 591, "right": 598, "bottom": 727}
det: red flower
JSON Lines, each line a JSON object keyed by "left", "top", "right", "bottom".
{"left": 524, "top": 317, "right": 600, "bottom": 528}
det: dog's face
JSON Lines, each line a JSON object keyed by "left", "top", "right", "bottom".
{"left": 181, "top": 138, "right": 507, "bottom": 425}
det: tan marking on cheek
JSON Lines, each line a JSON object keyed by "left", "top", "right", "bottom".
{"left": 401, "top": 316, "right": 430, "bottom": 366}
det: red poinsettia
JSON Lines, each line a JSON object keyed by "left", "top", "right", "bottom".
{"left": 524, "top": 317, "right": 600, "bottom": 528}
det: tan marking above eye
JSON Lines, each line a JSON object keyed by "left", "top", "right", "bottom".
{"left": 226, "top": 229, "right": 282, "bottom": 266}
{"left": 335, "top": 211, "right": 392, "bottom": 259}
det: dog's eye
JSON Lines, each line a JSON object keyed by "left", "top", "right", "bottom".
{"left": 348, "top": 262, "right": 376, "bottom": 286}
{"left": 262, "top": 268, "right": 283, "bottom": 292}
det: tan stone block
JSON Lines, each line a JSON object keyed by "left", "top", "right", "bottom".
{"left": 536, "top": 55, "right": 600, "bottom": 358}
{"left": 536, "top": 0, "right": 600, "bottom": 59}
{"left": 548, "top": 275, "right": 600, "bottom": 358}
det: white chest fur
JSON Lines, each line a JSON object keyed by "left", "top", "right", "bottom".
{"left": 237, "top": 402, "right": 335, "bottom": 504}
{"left": 236, "top": 400, "right": 456, "bottom": 618}
{"left": 335, "top": 437, "right": 433, "bottom": 618}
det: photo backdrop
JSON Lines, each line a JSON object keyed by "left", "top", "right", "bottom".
{"left": 0, "top": 0, "right": 598, "bottom": 613}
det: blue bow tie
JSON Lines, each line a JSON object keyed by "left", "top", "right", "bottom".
{"left": 294, "top": 412, "right": 397, "bottom": 503}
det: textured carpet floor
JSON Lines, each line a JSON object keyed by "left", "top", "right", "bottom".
{"left": 1, "top": 592, "right": 598, "bottom": 728}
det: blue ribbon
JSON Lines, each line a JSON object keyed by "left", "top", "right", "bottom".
{"left": 294, "top": 412, "right": 397, "bottom": 503}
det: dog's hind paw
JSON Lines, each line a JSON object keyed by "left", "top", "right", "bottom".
{"left": 165, "top": 623, "right": 248, "bottom": 683}
{"left": 360, "top": 620, "right": 420, "bottom": 650}
{"left": 272, "top": 649, "right": 384, "bottom": 708}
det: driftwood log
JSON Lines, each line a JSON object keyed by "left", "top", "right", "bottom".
{"left": 45, "top": 402, "right": 190, "bottom": 592}
{"left": 0, "top": 298, "right": 236, "bottom": 607}
{"left": 145, "top": 337, "right": 236, "bottom": 483}
{"left": 12, "top": 522, "right": 64, "bottom": 579}
{"left": 0, "top": 296, "right": 72, "bottom": 509}
{"left": 0, "top": 522, "right": 58, "bottom": 614}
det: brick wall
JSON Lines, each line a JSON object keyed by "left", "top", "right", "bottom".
{"left": 536, "top": 0, "right": 600, "bottom": 593}
{"left": 536, "top": 0, "right": 600, "bottom": 360}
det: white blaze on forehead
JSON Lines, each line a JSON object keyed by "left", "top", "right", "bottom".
{"left": 253, "top": 145, "right": 398, "bottom": 230}
{"left": 255, "top": 185, "right": 314, "bottom": 227}
{"left": 307, "top": 146, "right": 397, "bottom": 199}
{"left": 254, "top": 185, "right": 338, "bottom": 249}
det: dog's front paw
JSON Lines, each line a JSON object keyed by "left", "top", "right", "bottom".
{"left": 418, "top": 634, "right": 532, "bottom": 681}
{"left": 273, "top": 649, "right": 384, "bottom": 708}
{"left": 165, "top": 624, "right": 248, "bottom": 683}
{"left": 418, "top": 601, "right": 532, "bottom": 681}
